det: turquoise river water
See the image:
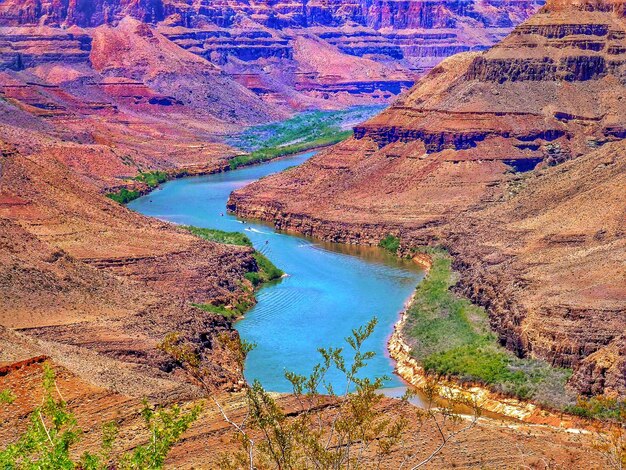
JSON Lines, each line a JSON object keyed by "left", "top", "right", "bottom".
{"left": 128, "top": 151, "right": 425, "bottom": 395}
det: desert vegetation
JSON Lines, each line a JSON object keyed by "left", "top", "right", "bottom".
{"left": 183, "top": 225, "right": 283, "bottom": 288}
{"left": 182, "top": 225, "right": 253, "bottom": 247}
{"left": 106, "top": 171, "right": 169, "bottom": 204}
{"left": 245, "top": 252, "right": 284, "bottom": 286}
{"left": 106, "top": 188, "right": 141, "bottom": 204}
{"left": 378, "top": 235, "right": 401, "bottom": 253}
{"left": 1, "top": 322, "right": 481, "bottom": 469}
{"left": 133, "top": 171, "right": 168, "bottom": 188}
{"left": 403, "top": 248, "right": 575, "bottom": 408}
{"left": 226, "top": 106, "right": 382, "bottom": 170}
{"left": 0, "top": 365, "right": 200, "bottom": 469}
{"left": 162, "top": 318, "right": 481, "bottom": 469}
{"left": 191, "top": 302, "right": 243, "bottom": 320}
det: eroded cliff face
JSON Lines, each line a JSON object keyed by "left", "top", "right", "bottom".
{"left": 0, "top": 18, "right": 287, "bottom": 192}
{"left": 0, "top": 0, "right": 543, "bottom": 107}
{"left": 0, "top": 138, "right": 260, "bottom": 397}
{"left": 0, "top": 11, "right": 280, "bottom": 405}
{"left": 230, "top": 0, "right": 626, "bottom": 395}
{"left": 450, "top": 140, "right": 626, "bottom": 397}
{"left": 0, "top": 0, "right": 538, "bottom": 29}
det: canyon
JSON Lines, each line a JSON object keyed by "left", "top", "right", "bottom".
{"left": 0, "top": 141, "right": 263, "bottom": 399}
{"left": 0, "top": 0, "right": 624, "bottom": 466}
{"left": 0, "top": 0, "right": 543, "bottom": 115}
{"left": 229, "top": 0, "right": 626, "bottom": 397}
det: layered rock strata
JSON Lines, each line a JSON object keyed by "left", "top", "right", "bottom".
{"left": 0, "top": 143, "right": 262, "bottom": 397}
{"left": 229, "top": 0, "right": 626, "bottom": 395}
{"left": 0, "top": 19, "right": 285, "bottom": 190}
{"left": 0, "top": 0, "right": 543, "bottom": 107}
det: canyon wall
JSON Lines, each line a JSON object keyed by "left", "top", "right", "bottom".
{"left": 0, "top": 141, "right": 263, "bottom": 398}
{"left": 0, "top": 0, "right": 538, "bottom": 30}
{"left": 0, "top": 0, "right": 543, "bottom": 108}
{"left": 229, "top": 0, "right": 626, "bottom": 395}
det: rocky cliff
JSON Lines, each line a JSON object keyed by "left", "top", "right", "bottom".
{"left": 0, "top": 17, "right": 289, "bottom": 192}
{"left": 0, "top": 0, "right": 543, "bottom": 107}
{"left": 0, "top": 0, "right": 539, "bottom": 30}
{"left": 229, "top": 0, "right": 626, "bottom": 396}
{"left": 0, "top": 138, "right": 262, "bottom": 397}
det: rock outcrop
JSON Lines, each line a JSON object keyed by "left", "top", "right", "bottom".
{"left": 0, "top": 138, "right": 262, "bottom": 396}
{"left": 0, "top": 0, "right": 543, "bottom": 107}
{"left": 229, "top": 0, "right": 626, "bottom": 395}
{"left": 0, "top": 18, "right": 287, "bottom": 191}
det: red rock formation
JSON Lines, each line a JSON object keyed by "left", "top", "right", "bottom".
{"left": 0, "top": 0, "right": 543, "bottom": 106}
{"left": 0, "top": 19, "right": 289, "bottom": 191}
{"left": 0, "top": 145, "right": 260, "bottom": 394}
{"left": 451, "top": 139, "right": 626, "bottom": 396}
{"left": 229, "top": 0, "right": 626, "bottom": 395}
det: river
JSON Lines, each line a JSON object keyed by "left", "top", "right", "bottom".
{"left": 128, "top": 151, "right": 425, "bottom": 395}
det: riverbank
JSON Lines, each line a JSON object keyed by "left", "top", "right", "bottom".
{"left": 390, "top": 251, "right": 594, "bottom": 428}
{"left": 105, "top": 139, "right": 348, "bottom": 204}
{"left": 107, "top": 106, "right": 382, "bottom": 204}
{"left": 127, "top": 152, "right": 423, "bottom": 393}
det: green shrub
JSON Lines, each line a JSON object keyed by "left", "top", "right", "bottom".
{"left": 191, "top": 303, "right": 240, "bottom": 319}
{"left": 228, "top": 130, "right": 353, "bottom": 170}
{"left": 251, "top": 252, "right": 284, "bottom": 284}
{"left": 226, "top": 106, "right": 382, "bottom": 153}
{"left": 183, "top": 225, "right": 282, "bottom": 290}
{"left": 565, "top": 396, "right": 626, "bottom": 420}
{"left": 182, "top": 226, "right": 253, "bottom": 246}
{"left": 106, "top": 188, "right": 141, "bottom": 204}
{"left": 106, "top": 171, "right": 168, "bottom": 205}
{"left": 134, "top": 171, "right": 168, "bottom": 188}
{"left": 244, "top": 272, "right": 262, "bottom": 286}
{"left": 0, "top": 389, "right": 15, "bottom": 404}
{"left": 379, "top": 235, "right": 400, "bottom": 253}
{"left": 423, "top": 342, "right": 516, "bottom": 385}
{"left": 405, "top": 249, "right": 573, "bottom": 407}
{"left": 0, "top": 365, "right": 199, "bottom": 469}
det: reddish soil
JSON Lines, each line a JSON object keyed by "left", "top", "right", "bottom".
{"left": 0, "top": 359, "right": 611, "bottom": 469}
{"left": 229, "top": 0, "right": 626, "bottom": 396}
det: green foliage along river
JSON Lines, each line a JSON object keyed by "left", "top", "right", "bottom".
{"left": 128, "top": 151, "right": 425, "bottom": 394}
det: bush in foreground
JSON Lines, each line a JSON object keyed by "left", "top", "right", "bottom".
{"left": 162, "top": 318, "right": 482, "bottom": 469}
{"left": 0, "top": 365, "right": 199, "bottom": 469}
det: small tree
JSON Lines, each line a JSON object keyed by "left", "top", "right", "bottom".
{"left": 162, "top": 318, "right": 481, "bottom": 469}
{"left": 0, "top": 365, "right": 200, "bottom": 469}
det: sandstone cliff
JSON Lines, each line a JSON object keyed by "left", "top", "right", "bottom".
{"left": 0, "top": 0, "right": 543, "bottom": 107}
{"left": 229, "top": 0, "right": 626, "bottom": 395}
{"left": 0, "top": 139, "right": 262, "bottom": 397}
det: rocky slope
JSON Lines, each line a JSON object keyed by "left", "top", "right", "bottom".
{"left": 451, "top": 140, "right": 626, "bottom": 397}
{"left": 0, "top": 0, "right": 543, "bottom": 108}
{"left": 0, "top": 358, "right": 610, "bottom": 468}
{"left": 229, "top": 0, "right": 626, "bottom": 395}
{"left": 0, "top": 19, "right": 285, "bottom": 190}
{"left": 0, "top": 138, "right": 263, "bottom": 398}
